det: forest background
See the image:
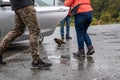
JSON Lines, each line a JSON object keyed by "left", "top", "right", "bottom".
{"left": 70, "top": 0, "right": 120, "bottom": 25}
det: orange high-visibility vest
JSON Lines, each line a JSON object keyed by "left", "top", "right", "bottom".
{"left": 64, "top": 0, "right": 93, "bottom": 13}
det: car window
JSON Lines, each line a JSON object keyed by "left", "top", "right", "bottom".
{"left": 36, "top": 0, "right": 56, "bottom": 6}
{"left": 0, "top": 0, "right": 65, "bottom": 7}
{"left": 0, "top": 0, "right": 9, "bottom": 4}
{"left": 57, "top": 0, "right": 65, "bottom": 5}
{"left": 2, "top": 0, "right": 8, "bottom": 1}
{"left": 36, "top": 0, "right": 64, "bottom": 6}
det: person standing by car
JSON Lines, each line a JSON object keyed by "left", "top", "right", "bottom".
{"left": 0, "top": 0, "right": 52, "bottom": 68}
{"left": 64, "top": 0, "right": 95, "bottom": 57}
{"left": 60, "top": 8, "right": 72, "bottom": 40}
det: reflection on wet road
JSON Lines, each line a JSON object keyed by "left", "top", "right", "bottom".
{"left": 0, "top": 24, "right": 120, "bottom": 80}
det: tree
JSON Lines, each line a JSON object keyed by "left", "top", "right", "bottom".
{"left": 91, "top": 0, "right": 120, "bottom": 24}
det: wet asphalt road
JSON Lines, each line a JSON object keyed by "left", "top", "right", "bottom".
{"left": 0, "top": 24, "right": 120, "bottom": 80}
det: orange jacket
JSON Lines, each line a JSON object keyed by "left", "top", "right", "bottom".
{"left": 64, "top": 0, "right": 93, "bottom": 13}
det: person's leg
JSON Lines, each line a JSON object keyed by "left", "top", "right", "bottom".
{"left": 60, "top": 18, "right": 65, "bottom": 39}
{"left": 73, "top": 13, "right": 86, "bottom": 57}
{"left": 75, "top": 14, "right": 86, "bottom": 50}
{"left": 0, "top": 13, "right": 26, "bottom": 64}
{"left": 84, "top": 22, "right": 95, "bottom": 55}
{"left": 17, "top": 6, "right": 40, "bottom": 63}
{"left": 84, "top": 22, "right": 92, "bottom": 47}
{"left": 84, "top": 12, "right": 95, "bottom": 55}
{"left": 65, "top": 15, "right": 72, "bottom": 39}
{"left": 17, "top": 6, "right": 52, "bottom": 67}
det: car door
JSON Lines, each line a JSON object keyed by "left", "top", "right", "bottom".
{"left": 0, "top": 0, "right": 69, "bottom": 43}
{"left": 34, "top": 0, "right": 69, "bottom": 36}
{"left": 0, "top": 5, "right": 14, "bottom": 41}
{"left": 23, "top": 0, "right": 69, "bottom": 43}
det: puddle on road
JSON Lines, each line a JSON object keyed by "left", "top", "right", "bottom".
{"left": 47, "top": 54, "right": 95, "bottom": 69}
{"left": 89, "top": 33, "right": 97, "bottom": 36}
{"left": 102, "top": 32, "right": 117, "bottom": 36}
{"left": 48, "top": 55, "right": 71, "bottom": 65}
{"left": 107, "top": 41, "right": 120, "bottom": 43}
{"left": 115, "top": 49, "right": 120, "bottom": 51}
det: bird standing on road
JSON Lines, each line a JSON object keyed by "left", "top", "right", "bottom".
{"left": 54, "top": 38, "right": 65, "bottom": 46}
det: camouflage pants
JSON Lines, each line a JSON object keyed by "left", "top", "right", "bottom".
{"left": 0, "top": 6, "right": 40, "bottom": 62}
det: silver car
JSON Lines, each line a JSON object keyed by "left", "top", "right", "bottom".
{"left": 0, "top": 0, "right": 68, "bottom": 43}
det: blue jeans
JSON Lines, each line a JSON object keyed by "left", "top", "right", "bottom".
{"left": 74, "top": 11, "right": 93, "bottom": 50}
{"left": 60, "top": 15, "right": 71, "bottom": 38}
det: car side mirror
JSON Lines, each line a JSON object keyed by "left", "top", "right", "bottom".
{"left": 0, "top": 0, "right": 10, "bottom": 7}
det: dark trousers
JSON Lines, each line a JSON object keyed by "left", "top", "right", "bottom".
{"left": 74, "top": 11, "right": 93, "bottom": 50}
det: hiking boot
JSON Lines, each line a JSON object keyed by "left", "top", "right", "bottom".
{"left": 73, "top": 49, "right": 85, "bottom": 57}
{"left": 66, "top": 36, "right": 72, "bottom": 40}
{"left": 31, "top": 59, "right": 52, "bottom": 69}
{"left": 86, "top": 46, "right": 95, "bottom": 55}
{"left": 0, "top": 55, "right": 6, "bottom": 65}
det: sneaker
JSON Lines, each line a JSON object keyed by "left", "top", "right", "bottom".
{"left": 86, "top": 46, "right": 95, "bottom": 55}
{"left": 66, "top": 36, "right": 72, "bottom": 40}
{"left": 73, "top": 50, "right": 85, "bottom": 57}
{"left": 0, "top": 55, "right": 6, "bottom": 65}
{"left": 31, "top": 59, "right": 52, "bottom": 69}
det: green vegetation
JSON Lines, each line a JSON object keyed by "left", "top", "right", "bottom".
{"left": 91, "top": 0, "right": 120, "bottom": 25}
{"left": 58, "top": 0, "right": 120, "bottom": 26}
{"left": 69, "top": 0, "right": 120, "bottom": 26}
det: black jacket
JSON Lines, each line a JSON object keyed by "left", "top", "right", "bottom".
{"left": 10, "top": 0, "right": 34, "bottom": 10}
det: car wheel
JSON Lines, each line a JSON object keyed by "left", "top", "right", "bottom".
{"left": 39, "top": 35, "right": 44, "bottom": 44}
